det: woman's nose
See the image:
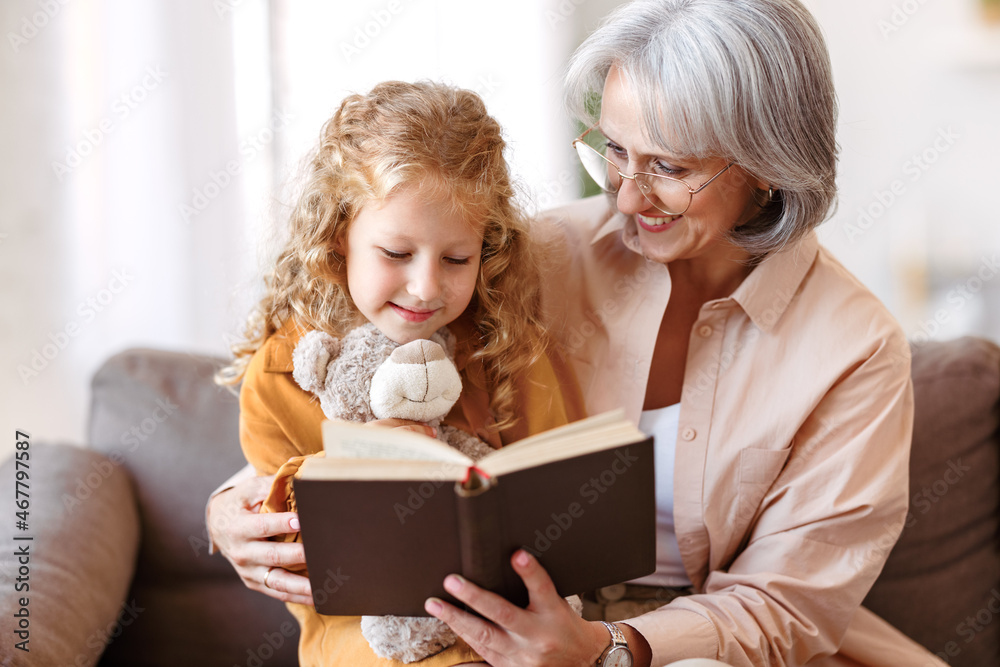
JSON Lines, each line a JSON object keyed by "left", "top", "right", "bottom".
{"left": 615, "top": 175, "right": 649, "bottom": 216}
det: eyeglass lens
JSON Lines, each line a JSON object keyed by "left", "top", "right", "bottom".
{"left": 573, "top": 137, "right": 691, "bottom": 215}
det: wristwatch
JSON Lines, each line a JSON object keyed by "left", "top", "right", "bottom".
{"left": 597, "top": 621, "right": 633, "bottom": 667}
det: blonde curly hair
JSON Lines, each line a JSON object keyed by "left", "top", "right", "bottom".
{"left": 218, "top": 80, "right": 546, "bottom": 431}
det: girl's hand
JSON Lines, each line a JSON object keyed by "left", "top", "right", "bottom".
{"left": 424, "top": 550, "right": 630, "bottom": 667}
{"left": 366, "top": 417, "right": 437, "bottom": 438}
{"left": 207, "top": 475, "right": 313, "bottom": 605}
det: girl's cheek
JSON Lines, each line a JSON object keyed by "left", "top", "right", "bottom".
{"left": 451, "top": 278, "right": 473, "bottom": 304}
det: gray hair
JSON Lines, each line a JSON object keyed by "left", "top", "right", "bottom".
{"left": 566, "top": 0, "right": 838, "bottom": 258}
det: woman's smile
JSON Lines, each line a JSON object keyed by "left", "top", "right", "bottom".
{"left": 636, "top": 212, "right": 682, "bottom": 233}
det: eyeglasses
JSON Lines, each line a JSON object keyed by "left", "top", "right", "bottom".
{"left": 572, "top": 125, "right": 733, "bottom": 216}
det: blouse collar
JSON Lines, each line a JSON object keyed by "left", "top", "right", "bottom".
{"left": 592, "top": 207, "right": 820, "bottom": 334}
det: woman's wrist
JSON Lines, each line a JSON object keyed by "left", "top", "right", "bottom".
{"left": 589, "top": 620, "right": 651, "bottom": 667}
{"left": 618, "top": 622, "right": 652, "bottom": 667}
{"left": 587, "top": 620, "right": 610, "bottom": 664}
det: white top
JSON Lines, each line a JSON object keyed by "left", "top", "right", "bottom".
{"left": 629, "top": 403, "right": 692, "bottom": 587}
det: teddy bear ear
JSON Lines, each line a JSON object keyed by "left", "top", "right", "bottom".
{"left": 292, "top": 330, "right": 342, "bottom": 394}
{"left": 430, "top": 327, "right": 457, "bottom": 360}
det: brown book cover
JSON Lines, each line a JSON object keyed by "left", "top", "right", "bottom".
{"left": 294, "top": 411, "right": 656, "bottom": 616}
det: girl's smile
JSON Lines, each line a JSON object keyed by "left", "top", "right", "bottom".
{"left": 389, "top": 303, "right": 439, "bottom": 323}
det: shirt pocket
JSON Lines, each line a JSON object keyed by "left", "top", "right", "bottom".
{"left": 736, "top": 446, "right": 792, "bottom": 522}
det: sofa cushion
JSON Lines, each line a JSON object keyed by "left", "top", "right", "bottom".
{"left": 0, "top": 443, "right": 140, "bottom": 667}
{"left": 864, "top": 337, "right": 1000, "bottom": 667}
{"left": 88, "top": 349, "right": 244, "bottom": 579}
{"left": 87, "top": 348, "right": 298, "bottom": 666}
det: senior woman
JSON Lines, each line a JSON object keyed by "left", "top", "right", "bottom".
{"left": 208, "top": 1, "right": 947, "bottom": 665}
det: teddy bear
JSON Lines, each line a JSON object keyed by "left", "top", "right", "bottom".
{"left": 292, "top": 322, "right": 583, "bottom": 662}
{"left": 291, "top": 322, "right": 494, "bottom": 663}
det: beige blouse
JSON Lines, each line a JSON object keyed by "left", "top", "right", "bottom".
{"left": 536, "top": 196, "right": 945, "bottom": 667}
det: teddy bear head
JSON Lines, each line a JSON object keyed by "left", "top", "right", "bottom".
{"left": 291, "top": 322, "right": 461, "bottom": 424}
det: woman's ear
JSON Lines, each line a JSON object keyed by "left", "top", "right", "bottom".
{"left": 734, "top": 164, "right": 769, "bottom": 194}
{"left": 744, "top": 172, "right": 774, "bottom": 206}
{"left": 748, "top": 173, "right": 770, "bottom": 193}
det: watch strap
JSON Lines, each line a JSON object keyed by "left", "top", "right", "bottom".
{"left": 602, "top": 621, "right": 627, "bottom": 648}
{"left": 597, "top": 621, "right": 631, "bottom": 666}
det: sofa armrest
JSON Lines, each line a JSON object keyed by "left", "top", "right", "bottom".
{"left": 865, "top": 337, "right": 1000, "bottom": 665}
{"left": 0, "top": 443, "right": 140, "bottom": 667}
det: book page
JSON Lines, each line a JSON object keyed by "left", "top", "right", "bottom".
{"left": 298, "top": 456, "right": 469, "bottom": 481}
{"left": 321, "top": 420, "right": 473, "bottom": 464}
{"left": 478, "top": 410, "right": 646, "bottom": 478}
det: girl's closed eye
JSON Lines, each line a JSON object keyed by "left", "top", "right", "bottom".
{"left": 379, "top": 248, "right": 409, "bottom": 260}
{"left": 379, "top": 248, "right": 472, "bottom": 265}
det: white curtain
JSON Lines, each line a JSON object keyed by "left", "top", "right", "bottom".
{"left": 266, "top": 0, "right": 590, "bottom": 215}
{"left": 1, "top": 0, "right": 272, "bottom": 445}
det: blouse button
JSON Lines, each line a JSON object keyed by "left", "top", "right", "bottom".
{"left": 681, "top": 427, "right": 697, "bottom": 441}
{"left": 697, "top": 325, "right": 713, "bottom": 338}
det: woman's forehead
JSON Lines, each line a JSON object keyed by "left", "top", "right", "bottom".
{"left": 598, "top": 67, "right": 687, "bottom": 160}
{"left": 600, "top": 63, "right": 716, "bottom": 161}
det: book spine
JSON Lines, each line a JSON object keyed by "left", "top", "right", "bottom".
{"left": 455, "top": 470, "right": 505, "bottom": 592}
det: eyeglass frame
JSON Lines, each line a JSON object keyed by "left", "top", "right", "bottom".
{"left": 572, "top": 125, "right": 735, "bottom": 216}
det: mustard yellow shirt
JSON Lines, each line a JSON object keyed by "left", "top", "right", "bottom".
{"left": 238, "top": 316, "right": 585, "bottom": 667}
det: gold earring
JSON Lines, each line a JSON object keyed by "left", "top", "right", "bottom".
{"left": 755, "top": 187, "right": 774, "bottom": 208}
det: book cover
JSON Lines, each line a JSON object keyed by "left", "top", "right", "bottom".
{"left": 294, "top": 411, "right": 656, "bottom": 616}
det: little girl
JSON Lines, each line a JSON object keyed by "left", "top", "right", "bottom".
{"left": 219, "top": 81, "right": 584, "bottom": 666}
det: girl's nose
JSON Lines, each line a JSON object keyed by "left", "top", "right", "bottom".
{"left": 408, "top": 260, "right": 442, "bottom": 302}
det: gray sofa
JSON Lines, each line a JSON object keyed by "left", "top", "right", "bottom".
{"left": 1, "top": 338, "right": 997, "bottom": 666}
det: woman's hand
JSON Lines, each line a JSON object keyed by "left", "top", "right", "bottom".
{"left": 424, "top": 549, "right": 626, "bottom": 667}
{"left": 207, "top": 475, "right": 313, "bottom": 605}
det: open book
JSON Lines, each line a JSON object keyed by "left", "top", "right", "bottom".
{"left": 294, "top": 410, "right": 656, "bottom": 616}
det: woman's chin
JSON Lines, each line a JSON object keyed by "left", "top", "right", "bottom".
{"left": 634, "top": 223, "right": 685, "bottom": 264}
{"left": 637, "top": 239, "right": 683, "bottom": 265}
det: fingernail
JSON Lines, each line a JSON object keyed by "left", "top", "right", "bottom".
{"left": 290, "top": 517, "right": 301, "bottom": 530}
{"left": 514, "top": 549, "right": 530, "bottom": 567}
{"left": 444, "top": 574, "right": 464, "bottom": 593}
{"left": 430, "top": 427, "right": 438, "bottom": 438}
{"left": 425, "top": 597, "right": 443, "bottom": 614}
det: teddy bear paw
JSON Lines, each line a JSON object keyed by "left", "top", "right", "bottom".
{"left": 361, "top": 615, "right": 458, "bottom": 663}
